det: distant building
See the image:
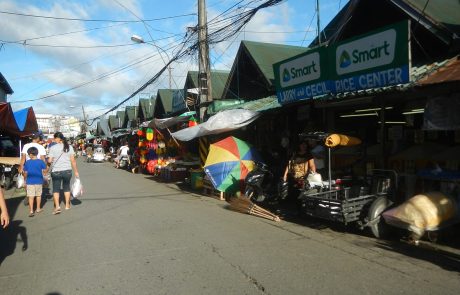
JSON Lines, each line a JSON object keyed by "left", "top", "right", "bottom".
{"left": 36, "top": 114, "right": 81, "bottom": 138}
{"left": 0, "top": 72, "right": 14, "bottom": 102}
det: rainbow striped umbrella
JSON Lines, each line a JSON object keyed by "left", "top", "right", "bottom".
{"left": 204, "top": 136, "right": 259, "bottom": 193}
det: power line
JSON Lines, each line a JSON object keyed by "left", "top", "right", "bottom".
{"left": 0, "top": 39, "right": 131, "bottom": 48}
{"left": 3, "top": 22, "right": 130, "bottom": 43}
{"left": 0, "top": 10, "right": 196, "bottom": 22}
{"left": 11, "top": 39, "right": 186, "bottom": 103}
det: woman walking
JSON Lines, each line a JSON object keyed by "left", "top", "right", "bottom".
{"left": 48, "top": 132, "right": 79, "bottom": 214}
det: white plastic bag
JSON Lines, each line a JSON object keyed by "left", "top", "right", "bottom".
{"left": 71, "top": 177, "right": 83, "bottom": 198}
{"left": 16, "top": 174, "right": 25, "bottom": 189}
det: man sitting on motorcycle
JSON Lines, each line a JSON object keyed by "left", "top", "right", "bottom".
{"left": 114, "top": 141, "right": 130, "bottom": 168}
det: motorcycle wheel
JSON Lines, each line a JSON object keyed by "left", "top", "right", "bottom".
{"left": 367, "top": 196, "right": 393, "bottom": 239}
{"left": 1, "top": 173, "right": 12, "bottom": 190}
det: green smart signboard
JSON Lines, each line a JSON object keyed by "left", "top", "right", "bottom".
{"left": 273, "top": 21, "right": 410, "bottom": 104}
{"left": 273, "top": 46, "right": 332, "bottom": 104}
{"left": 330, "top": 20, "right": 410, "bottom": 93}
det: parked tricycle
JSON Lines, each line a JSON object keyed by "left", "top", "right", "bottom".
{"left": 297, "top": 132, "right": 397, "bottom": 238}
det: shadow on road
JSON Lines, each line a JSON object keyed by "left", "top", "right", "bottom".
{"left": 1, "top": 191, "right": 29, "bottom": 266}
{"left": 0, "top": 220, "right": 28, "bottom": 266}
{"left": 375, "top": 239, "right": 460, "bottom": 272}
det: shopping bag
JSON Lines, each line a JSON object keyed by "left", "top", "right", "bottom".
{"left": 16, "top": 174, "right": 25, "bottom": 189}
{"left": 71, "top": 177, "right": 83, "bottom": 198}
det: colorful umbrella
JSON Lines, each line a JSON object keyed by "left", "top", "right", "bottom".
{"left": 204, "top": 136, "right": 259, "bottom": 193}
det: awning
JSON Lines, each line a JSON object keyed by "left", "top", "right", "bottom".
{"left": 0, "top": 102, "right": 18, "bottom": 134}
{"left": 147, "top": 111, "right": 196, "bottom": 130}
{"left": 171, "top": 109, "right": 260, "bottom": 141}
{"left": 13, "top": 106, "right": 38, "bottom": 135}
{"left": 0, "top": 103, "right": 38, "bottom": 137}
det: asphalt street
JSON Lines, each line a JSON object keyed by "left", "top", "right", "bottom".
{"left": 1, "top": 158, "right": 459, "bottom": 295}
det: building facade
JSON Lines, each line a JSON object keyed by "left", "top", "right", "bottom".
{"left": 36, "top": 114, "right": 81, "bottom": 139}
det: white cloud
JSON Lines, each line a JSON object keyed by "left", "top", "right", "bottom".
{"left": 97, "top": 0, "right": 143, "bottom": 19}
{"left": 0, "top": 0, "right": 168, "bottom": 119}
{"left": 210, "top": 1, "right": 295, "bottom": 70}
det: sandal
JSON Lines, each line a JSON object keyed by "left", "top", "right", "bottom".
{"left": 52, "top": 208, "right": 61, "bottom": 215}
{"left": 29, "top": 212, "right": 35, "bottom": 217}
{"left": 35, "top": 209, "right": 42, "bottom": 213}
{"left": 65, "top": 207, "right": 71, "bottom": 210}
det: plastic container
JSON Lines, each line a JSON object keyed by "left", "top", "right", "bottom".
{"left": 190, "top": 169, "right": 204, "bottom": 190}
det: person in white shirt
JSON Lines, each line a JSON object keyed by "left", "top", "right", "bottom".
{"left": 115, "top": 141, "right": 130, "bottom": 168}
{"left": 19, "top": 134, "right": 47, "bottom": 174}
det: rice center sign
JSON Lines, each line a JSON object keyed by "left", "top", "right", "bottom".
{"left": 274, "top": 21, "right": 410, "bottom": 105}
{"left": 274, "top": 47, "right": 331, "bottom": 104}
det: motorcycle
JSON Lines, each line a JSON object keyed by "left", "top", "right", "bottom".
{"left": 118, "top": 155, "right": 130, "bottom": 170}
{"left": 107, "top": 147, "right": 117, "bottom": 163}
{"left": 243, "top": 162, "right": 288, "bottom": 207}
{"left": 0, "top": 163, "right": 19, "bottom": 190}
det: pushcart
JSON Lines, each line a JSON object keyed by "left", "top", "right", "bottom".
{"left": 297, "top": 132, "right": 397, "bottom": 238}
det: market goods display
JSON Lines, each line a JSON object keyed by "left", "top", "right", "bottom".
{"left": 227, "top": 196, "right": 280, "bottom": 222}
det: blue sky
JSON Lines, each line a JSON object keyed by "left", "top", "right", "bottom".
{"left": 0, "top": 0, "right": 346, "bottom": 123}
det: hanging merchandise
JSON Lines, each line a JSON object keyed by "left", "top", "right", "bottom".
{"left": 146, "top": 128, "right": 154, "bottom": 141}
{"left": 146, "top": 159, "right": 157, "bottom": 174}
{"left": 188, "top": 116, "right": 198, "bottom": 127}
{"left": 137, "top": 129, "right": 144, "bottom": 137}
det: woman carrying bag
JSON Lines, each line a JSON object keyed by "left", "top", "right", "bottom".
{"left": 48, "top": 132, "right": 80, "bottom": 215}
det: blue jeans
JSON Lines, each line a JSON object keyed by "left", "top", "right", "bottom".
{"left": 51, "top": 170, "right": 72, "bottom": 193}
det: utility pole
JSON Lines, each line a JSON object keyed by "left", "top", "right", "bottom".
{"left": 168, "top": 66, "right": 173, "bottom": 89}
{"left": 316, "top": 0, "right": 321, "bottom": 45}
{"left": 198, "top": 0, "right": 212, "bottom": 122}
{"left": 81, "top": 105, "right": 87, "bottom": 133}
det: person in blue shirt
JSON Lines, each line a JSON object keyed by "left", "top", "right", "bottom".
{"left": 23, "top": 147, "right": 48, "bottom": 217}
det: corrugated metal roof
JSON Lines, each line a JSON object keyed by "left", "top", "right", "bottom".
{"left": 418, "top": 56, "right": 460, "bottom": 85}
{"left": 395, "top": 0, "right": 460, "bottom": 34}
{"left": 311, "top": 0, "right": 460, "bottom": 47}
{"left": 221, "top": 41, "right": 308, "bottom": 99}
{"left": 157, "top": 89, "right": 175, "bottom": 114}
{"left": 125, "top": 106, "right": 138, "bottom": 121}
{"left": 116, "top": 110, "right": 125, "bottom": 124}
{"left": 185, "top": 70, "right": 230, "bottom": 100}
{"left": 242, "top": 40, "right": 308, "bottom": 84}
{"left": 213, "top": 96, "right": 281, "bottom": 113}
{"left": 108, "top": 115, "right": 118, "bottom": 129}
{"left": 207, "top": 99, "right": 245, "bottom": 115}
{"left": 138, "top": 98, "right": 154, "bottom": 120}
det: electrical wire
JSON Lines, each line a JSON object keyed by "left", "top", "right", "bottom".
{"left": 11, "top": 38, "right": 187, "bottom": 103}
{"left": 3, "top": 22, "right": 130, "bottom": 43}
{"left": 300, "top": 9, "right": 317, "bottom": 47}
{"left": 0, "top": 40, "right": 134, "bottom": 49}
{"left": 0, "top": 10, "right": 196, "bottom": 22}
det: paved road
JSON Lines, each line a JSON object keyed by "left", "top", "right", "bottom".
{"left": 1, "top": 158, "right": 459, "bottom": 295}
